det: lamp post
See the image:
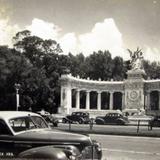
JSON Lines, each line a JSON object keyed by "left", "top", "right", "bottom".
{"left": 15, "top": 83, "right": 21, "bottom": 111}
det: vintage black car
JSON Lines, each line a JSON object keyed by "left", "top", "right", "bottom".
{"left": 149, "top": 116, "right": 160, "bottom": 128}
{"left": 95, "top": 112, "right": 129, "bottom": 125}
{"left": 0, "top": 111, "right": 102, "bottom": 159}
{"left": 62, "top": 112, "right": 90, "bottom": 124}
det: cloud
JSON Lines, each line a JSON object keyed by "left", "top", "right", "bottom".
{"left": 59, "top": 18, "right": 127, "bottom": 59}
{"left": 1, "top": 17, "right": 159, "bottom": 62}
{"left": 26, "top": 18, "right": 79, "bottom": 55}
{"left": 26, "top": 18, "right": 126, "bottom": 58}
{"left": 78, "top": 18, "right": 125, "bottom": 58}
{"left": 27, "top": 18, "right": 61, "bottom": 40}
{"left": 0, "top": 19, "right": 20, "bottom": 47}
{"left": 60, "top": 33, "right": 78, "bottom": 54}
{"left": 0, "top": 17, "right": 127, "bottom": 59}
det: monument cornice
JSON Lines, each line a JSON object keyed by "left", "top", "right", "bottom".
{"left": 144, "top": 79, "right": 160, "bottom": 91}
{"left": 60, "top": 74, "right": 124, "bottom": 91}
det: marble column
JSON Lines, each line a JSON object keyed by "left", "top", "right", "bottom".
{"left": 86, "top": 91, "right": 90, "bottom": 110}
{"left": 109, "top": 91, "right": 114, "bottom": 110}
{"left": 65, "top": 87, "right": 72, "bottom": 114}
{"left": 145, "top": 91, "right": 150, "bottom": 110}
{"left": 76, "top": 89, "right": 80, "bottom": 110}
{"left": 60, "top": 87, "right": 65, "bottom": 108}
{"left": 97, "top": 91, "right": 101, "bottom": 110}
{"left": 122, "top": 92, "right": 125, "bottom": 110}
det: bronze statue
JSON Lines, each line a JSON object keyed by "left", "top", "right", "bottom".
{"left": 127, "top": 47, "right": 144, "bottom": 70}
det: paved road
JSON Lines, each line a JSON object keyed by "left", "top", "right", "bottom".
{"left": 89, "top": 134, "right": 160, "bottom": 160}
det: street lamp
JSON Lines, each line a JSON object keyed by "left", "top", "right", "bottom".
{"left": 15, "top": 83, "right": 21, "bottom": 111}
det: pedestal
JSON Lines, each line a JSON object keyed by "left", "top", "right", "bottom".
{"left": 124, "top": 69, "right": 146, "bottom": 110}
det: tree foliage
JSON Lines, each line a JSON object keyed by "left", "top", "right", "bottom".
{"left": 84, "top": 50, "right": 113, "bottom": 80}
{"left": 112, "top": 56, "right": 125, "bottom": 80}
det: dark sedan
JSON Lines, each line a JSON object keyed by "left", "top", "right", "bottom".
{"left": 0, "top": 111, "right": 102, "bottom": 159}
{"left": 62, "top": 112, "right": 90, "bottom": 124}
{"left": 95, "top": 112, "right": 129, "bottom": 125}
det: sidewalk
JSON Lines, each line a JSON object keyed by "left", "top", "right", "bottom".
{"left": 57, "top": 123, "right": 160, "bottom": 137}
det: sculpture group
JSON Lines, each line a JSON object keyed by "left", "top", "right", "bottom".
{"left": 128, "top": 48, "right": 144, "bottom": 70}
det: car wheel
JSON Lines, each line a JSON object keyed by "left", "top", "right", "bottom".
{"left": 62, "top": 119, "right": 67, "bottom": 123}
{"left": 78, "top": 119, "right": 83, "bottom": 124}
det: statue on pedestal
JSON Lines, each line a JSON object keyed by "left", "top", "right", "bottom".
{"left": 127, "top": 47, "right": 144, "bottom": 70}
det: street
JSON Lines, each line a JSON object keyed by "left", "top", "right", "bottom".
{"left": 57, "top": 123, "right": 160, "bottom": 159}
{"left": 89, "top": 134, "right": 160, "bottom": 160}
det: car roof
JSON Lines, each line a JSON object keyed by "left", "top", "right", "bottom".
{"left": 0, "top": 111, "right": 40, "bottom": 121}
{"left": 73, "top": 112, "right": 88, "bottom": 114}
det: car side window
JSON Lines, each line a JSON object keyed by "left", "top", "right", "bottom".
{"left": 0, "top": 119, "right": 11, "bottom": 135}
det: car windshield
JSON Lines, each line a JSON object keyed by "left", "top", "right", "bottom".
{"left": 9, "top": 115, "right": 48, "bottom": 133}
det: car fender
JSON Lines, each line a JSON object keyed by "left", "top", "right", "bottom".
{"left": 18, "top": 146, "right": 68, "bottom": 160}
{"left": 95, "top": 118, "right": 105, "bottom": 124}
{"left": 62, "top": 117, "right": 70, "bottom": 123}
{"left": 117, "top": 118, "right": 125, "bottom": 125}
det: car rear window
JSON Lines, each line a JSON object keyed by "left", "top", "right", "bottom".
{"left": 9, "top": 116, "right": 48, "bottom": 133}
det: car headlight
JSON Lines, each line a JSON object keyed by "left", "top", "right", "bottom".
{"left": 81, "top": 141, "right": 102, "bottom": 159}
{"left": 81, "top": 146, "right": 93, "bottom": 159}
{"left": 56, "top": 145, "right": 81, "bottom": 160}
{"left": 69, "top": 154, "right": 81, "bottom": 160}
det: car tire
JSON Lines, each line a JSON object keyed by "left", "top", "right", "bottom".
{"left": 62, "top": 118, "right": 67, "bottom": 123}
{"left": 78, "top": 119, "right": 83, "bottom": 124}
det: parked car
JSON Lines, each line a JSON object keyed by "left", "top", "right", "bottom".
{"left": 0, "top": 111, "right": 102, "bottom": 159}
{"left": 95, "top": 112, "right": 129, "bottom": 125}
{"left": 62, "top": 112, "right": 90, "bottom": 124}
{"left": 37, "top": 110, "right": 58, "bottom": 127}
{"left": 149, "top": 116, "right": 160, "bottom": 128}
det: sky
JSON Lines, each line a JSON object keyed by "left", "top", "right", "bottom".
{"left": 0, "top": 0, "right": 160, "bottom": 61}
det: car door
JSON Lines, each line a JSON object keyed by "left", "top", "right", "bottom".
{"left": 72, "top": 112, "right": 79, "bottom": 122}
{"left": 0, "top": 119, "right": 16, "bottom": 158}
{"left": 0, "top": 118, "right": 34, "bottom": 158}
{"left": 104, "top": 114, "right": 112, "bottom": 124}
{"left": 110, "top": 113, "right": 116, "bottom": 124}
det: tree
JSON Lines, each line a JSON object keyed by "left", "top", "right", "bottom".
{"left": 68, "top": 53, "right": 86, "bottom": 78}
{"left": 112, "top": 56, "right": 125, "bottom": 80}
{"left": 13, "top": 30, "right": 62, "bottom": 66}
{"left": 0, "top": 46, "right": 33, "bottom": 110}
{"left": 12, "top": 30, "right": 63, "bottom": 112}
{"left": 84, "top": 50, "right": 113, "bottom": 80}
{"left": 144, "top": 60, "right": 160, "bottom": 79}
